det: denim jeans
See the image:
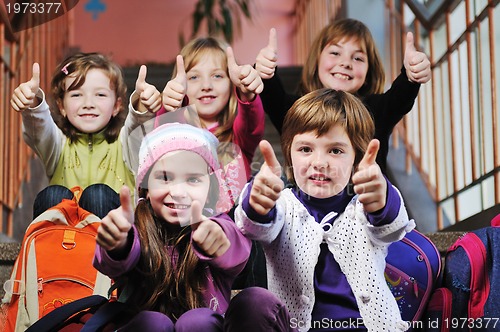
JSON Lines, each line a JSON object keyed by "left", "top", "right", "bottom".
{"left": 33, "top": 184, "right": 120, "bottom": 219}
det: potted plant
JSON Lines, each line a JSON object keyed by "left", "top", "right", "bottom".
{"left": 180, "top": 0, "right": 252, "bottom": 45}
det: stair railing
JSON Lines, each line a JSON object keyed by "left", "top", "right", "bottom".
{"left": 387, "top": 0, "right": 499, "bottom": 229}
{"left": 0, "top": 6, "right": 70, "bottom": 237}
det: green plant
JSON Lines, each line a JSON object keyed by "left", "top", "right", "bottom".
{"left": 180, "top": 0, "right": 252, "bottom": 46}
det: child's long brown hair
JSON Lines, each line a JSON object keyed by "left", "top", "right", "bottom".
{"left": 124, "top": 191, "right": 206, "bottom": 319}
{"left": 123, "top": 167, "right": 220, "bottom": 319}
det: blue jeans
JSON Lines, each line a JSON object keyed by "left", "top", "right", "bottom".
{"left": 33, "top": 184, "right": 120, "bottom": 219}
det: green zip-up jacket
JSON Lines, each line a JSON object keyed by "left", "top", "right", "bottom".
{"left": 21, "top": 89, "right": 155, "bottom": 196}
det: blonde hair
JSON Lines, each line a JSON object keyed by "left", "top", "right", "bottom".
{"left": 50, "top": 52, "right": 127, "bottom": 143}
{"left": 175, "top": 37, "right": 238, "bottom": 144}
{"left": 281, "top": 89, "right": 375, "bottom": 185}
{"left": 299, "top": 19, "right": 385, "bottom": 98}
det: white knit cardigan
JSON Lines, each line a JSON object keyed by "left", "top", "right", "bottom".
{"left": 235, "top": 186, "right": 415, "bottom": 332}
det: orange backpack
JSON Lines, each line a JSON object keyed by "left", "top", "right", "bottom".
{"left": 1, "top": 198, "right": 112, "bottom": 332}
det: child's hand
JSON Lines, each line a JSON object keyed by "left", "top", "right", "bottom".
{"left": 11, "top": 63, "right": 41, "bottom": 112}
{"left": 97, "top": 186, "right": 134, "bottom": 254}
{"left": 256, "top": 28, "right": 278, "bottom": 79}
{"left": 135, "top": 65, "right": 161, "bottom": 113}
{"left": 404, "top": 32, "right": 431, "bottom": 84}
{"left": 190, "top": 201, "right": 230, "bottom": 257}
{"left": 250, "top": 140, "right": 284, "bottom": 215}
{"left": 227, "top": 46, "right": 264, "bottom": 102}
{"left": 352, "top": 139, "right": 387, "bottom": 213}
{"left": 162, "top": 55, "right": 187, "bottom": 112}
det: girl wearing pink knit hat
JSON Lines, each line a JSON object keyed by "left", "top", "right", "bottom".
{"left": 93, "top": 123, "right": 287, "bottom": 331}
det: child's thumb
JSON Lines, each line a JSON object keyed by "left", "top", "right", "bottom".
{"left": 260, "top": 140, "right": 281, "bottom": 176}
{"left": 175, "top": 55, "right": 186, "bottom": 78}
{"left": 189, "top": 200, "right": 203, "bottom": 230}
{"left": 268, "top": 28, "right": 278, "bottom": 53}
{"left": 136, "top": 65, "right": 147, "bottom": 91}
{"left": 30, "top": 63, "right": 40, "bottom": 93}
{"left": 226, "top": 46, "right": 238, "bottom": 71}
{"left": 358, "top": 139, "right": 380, "bottom": 170}
{"left": 405, "top": 31, "right": 416, "bottom": 55}
{"left": 119, "top": 186, "right": 134, "bottom": 224}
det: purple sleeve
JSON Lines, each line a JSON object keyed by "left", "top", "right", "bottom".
{"left": 241, "top": 181, "right": 276, "bottom": 223}
{"left": 192, "top": 213, "right": 252, "bottom": 278}
{"left": 367, "top": 177, "right": 401, "bottom": 226}
{"left": 93, "top": 225, "right": 141, "bottom": 279}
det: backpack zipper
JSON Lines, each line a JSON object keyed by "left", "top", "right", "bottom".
{"left": 403, "top": 236, "right": 435, "bottom": 320}
{"left": 410, "top": 276, "right": 418, "bottom": 297}
{"left": 37, "top": 277, "right": 94, "bottom": 294}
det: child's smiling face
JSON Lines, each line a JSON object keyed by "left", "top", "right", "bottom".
{"left": 290, "top": 124, "right": 355, "bottom": 199}
{"left": 147, "top": 150, "right": 211, "bottom": 226}
{"left": 317, "top": 37, "right": 369, "bottom": 94}
{"left": 185, "top": 54, "right": 231, "bottom": 127}
{"left": 60, "top": 68, "right": 120, "bottom": 134}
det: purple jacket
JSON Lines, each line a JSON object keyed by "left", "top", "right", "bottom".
{"left": 93, "top": 213, "right": 251, "bottom": 315}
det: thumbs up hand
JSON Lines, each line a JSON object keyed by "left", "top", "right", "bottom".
{"left": 256, "top": 28, "right": 278, "bottom": 79}
{"left": 404, "top": 32, "right": 431, "bottom": 84}
{"left": 352, "top": 140, "right": 387, "bottom": 213}
{"left": 250, "top": 140, "right": 284, "bottom": 215}
{"left": 135, "top": 65, "right": 162, "bottom": 113}
{"left": 227, "top": 46, "right": 264, "bottom": 102}
{"left": 97, "top": 186, "right": 135, "bottom": 253}
{"left": 162, "top": 55, "right": 188, "bottom": 112}
{"left": 11, "top": 63, "right": 41, "bottom": 112}
{"left": 190, "top": 201, "right": 230, "bottom": 257}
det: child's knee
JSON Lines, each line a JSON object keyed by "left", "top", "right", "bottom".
{"left": 231, "top": 287, "right": 281, "bottom": 310}
{"left": 119, "top": 311, "right": 174, "bottom": 332}
{"left": 175, "top": 308, "right": 223, "bottom": 332}
{"left": 226, "top": 287, "right": 292, "bottom": 331}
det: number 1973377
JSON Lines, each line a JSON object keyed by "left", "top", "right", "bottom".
{"left": 5, "top": 2, "right": 62, "bottom": 14}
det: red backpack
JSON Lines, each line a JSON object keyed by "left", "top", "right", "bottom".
{"left": 1, "top": 198, "right": 112, "bottom": 332}
{"left": 422, "top": 213, "right": 500, "bottom": 332}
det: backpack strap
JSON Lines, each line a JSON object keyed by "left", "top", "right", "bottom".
{"left": 70, "top": 186, "right": 83, "bottom": 202}
{"left": 449, "top": 233, "right": 490, "bottom": 319}
{"left": 80, "top": 301, "right": 129, "bottom": 332}
{"left": 491, "top": 213, "right": 500, "bottom": 227}
{"left": 25, "top": 295, "right": 108, "bottom": 332}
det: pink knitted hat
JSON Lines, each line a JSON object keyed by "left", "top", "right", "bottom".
{"left": 136, "top": 123, "right": 231, "bottom": 214}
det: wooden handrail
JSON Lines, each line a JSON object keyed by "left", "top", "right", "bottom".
{"left": 394, "top": 0, "right": 500, "bottom": 228}
{"left": 0, "top": 13, "right": 70, "bottom": 238}
{"left": 0, "top": 4, "right": 17, "bottom": 42}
